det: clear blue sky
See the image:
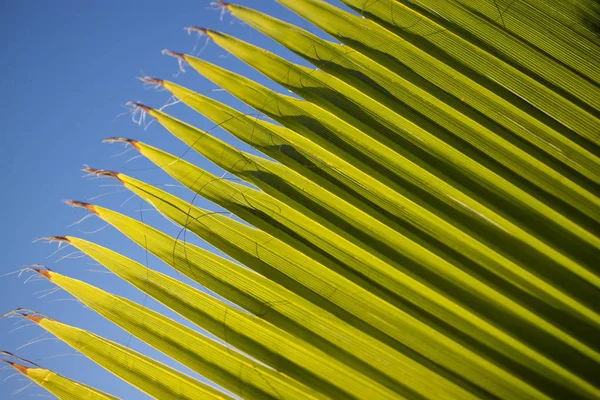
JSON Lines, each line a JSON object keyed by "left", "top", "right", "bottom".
{"left": 0, "top": 1, "right": 343, "bottom": 398}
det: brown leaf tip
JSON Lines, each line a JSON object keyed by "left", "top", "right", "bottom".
{"left": 34, "top": 269, "right": 52, "bottom": 280}
{"left": 103, "top": 137, "right": 141, "bottom": 151}
{"left": 7, "top": 362, "right": 29, "bottom": 375}
{"left": 162, "top": 49, "right": 185, "bottom": 60}
{"left": 65, "top": 200, "right": 99, "bottom": 215}
{"left": 139, "top": 76, "right": 164, "bottom": 86}
{"left": 45, "top": 236, "right": 71, "bottom": 243}
{"left": 23, "top": 314, "right": 43, "bottom": 323}
{"left": 215, "top": 0, "right": 230, "bottom": 7}
{"left": 129, "top": 102, "right": 153, "bottom": 112}
{"left": 13, "top": 309, "right": 51, "bottom": 323}
{"left": 1, "top": 350, "right": 43, "bottom": 370}
{"left": 82, "top": 167, "right": 121, "bottom": 180}
{"left": 188, "top": 26, "right": 209, "bottom": 35}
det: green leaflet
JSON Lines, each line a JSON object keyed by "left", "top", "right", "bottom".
{"left": 143, "top": 106, "right": 600, "bottom": 336}
{"left": 61, "top": 236, "right": 403, "bottom": 400}
{"left": 274, "top": 0, "right": 600, "bottom": 154}
{"left": 10, "top": 1, "right": 600, "bottom": 399}
{"left": 179, "top": 54, "right": 600, "bottom": 278}
{"left": 279, "top": 0, "right": 600, "bottom": 115}
{"left": 125, "top": 135, "right": 600, "bottom": 397}
{"left": 225, "top": 3, "right": 600, "bottom": 189}
{"left": 192, "top": 14, "right": 600, "bottom": 291}
{"left": 470, "top": 0, "right": 600, "bottom": 46}
{"left": 36, "top": 268, "right": 319, "bottom": 400}
{"left": 79, "top": 203, "right": 457, "bottom": 399}
{"left": 404, "top": 0, "right": 600, "bottom": 63}
{"left": 6, "top": 362, "right": 118, "bottom": 400}
{"left": 408, "top": 0, "right": 599, "bottom": 109}
{"left": 202, "top": 29, "right": 600, "bottom": 219}
{"left": 157, "top": 79, "right": 600, "bottom": 352}
{"left": 160, "top": 79, "right": 472, "bottom": 261}
{"left": 175, "top": 56, "right": 600, "bottom": 354}
{"left": 164, "top": 80, "right": 600, "bottom": 277}
{"left": 454, "top": 0, "right": 600, "bottom": 55}
{"left": 109, "top": 170, "right": 599, "bottom": 399}
{"left": 161, "top": 77, "right": 455, "bottom": 237}
{"left": 416, "top": 0, "right": 600, "bottom": 84}
{"left": 22, "top": 314, "right": 230, "bottom": 400}
{"left": 305, "top": 0, "right": 600, "bottom": 162}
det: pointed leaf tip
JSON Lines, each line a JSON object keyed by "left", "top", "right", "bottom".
{"left": 65, "top": 200, "right": 99, "bottom": 215}
{"left": 45, "top": 236, "right": 71, "bottom": 243}
{"left": 126, "top": 101, "right": 153, "bottom": 112}
{"left": 1, "top": 351, "right": 42, "bottom": 369}
{"left": 138, "top": 76, "right": 164, "bottom": 86}
{"left": 6, "top": 361, "right": 29, "bottom": 374}
{"left": 103, "top": 137, "right": 141, "bottom": 150}
{"left": 82, "top": 167, "right": 121, "bottom": 180}
{"left": 187, "top": 26, "right": 209, "bottom": 35}
{"left": 33, "top": 269, "right": 52, "bottom": 280}
{"left": 23, "top": 314, "right": 43, "bottom": 323}
{"left": 161, "top": 49, "right": 185, "bottom": 60}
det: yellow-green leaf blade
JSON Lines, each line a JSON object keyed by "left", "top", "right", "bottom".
{"left": 143, "top": 107, "right": 600, "bottom": 343}
{"left": 7, "top": 362, "right": 118, "bottom": 400}
{"left": 277, "top": 0, "right": 600, "bottom": 119}
{"left": 227, "top": 3, "right": 600, "bottom": 181}
{"left": 80, "top": 203, "right": 445, "bottom": 399}
{"left": 199, "top": 27, "right": 600, "bottom": 226}
{"left": 37, "top": 268, "right": 318, "bottom": 400}
{"left": 424, "top": 0, "right": 600, "bottom": 83}
{"left": 112, "top": 171, "right": 596, "bottom": 399}
{"left": 23, "top": 314, "right": 231, "bottom": 400}
{"left": 178, "top": 56, "right": 600, "bottom": 275}
{"left": 60, "top": 236, "right": 406, "bottom": 400}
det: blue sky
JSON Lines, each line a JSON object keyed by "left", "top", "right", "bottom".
{"left": 0, "top": 1, "right": 344, "bottom": 398}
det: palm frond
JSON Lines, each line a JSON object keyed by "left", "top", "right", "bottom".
{"left": 8, "top": 0, "right": 600, "bottom": 399}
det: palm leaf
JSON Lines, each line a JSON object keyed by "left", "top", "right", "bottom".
{"left": 4, "top": 360, "right": 117, "bottom": 400}
{"left": 7, "top": 0, "right": 600, "bottom": 399}
{"left": 30, "top": 268, "right": 321, "bottom": 400}
{"left": 62, "top": 202, "right": 451, "bottom": 398}
{"left": 48, "top": 235, "right": 401, "bottom": 399}
{"left": 18, "top": 311, "right": 231, "bottom": 399}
